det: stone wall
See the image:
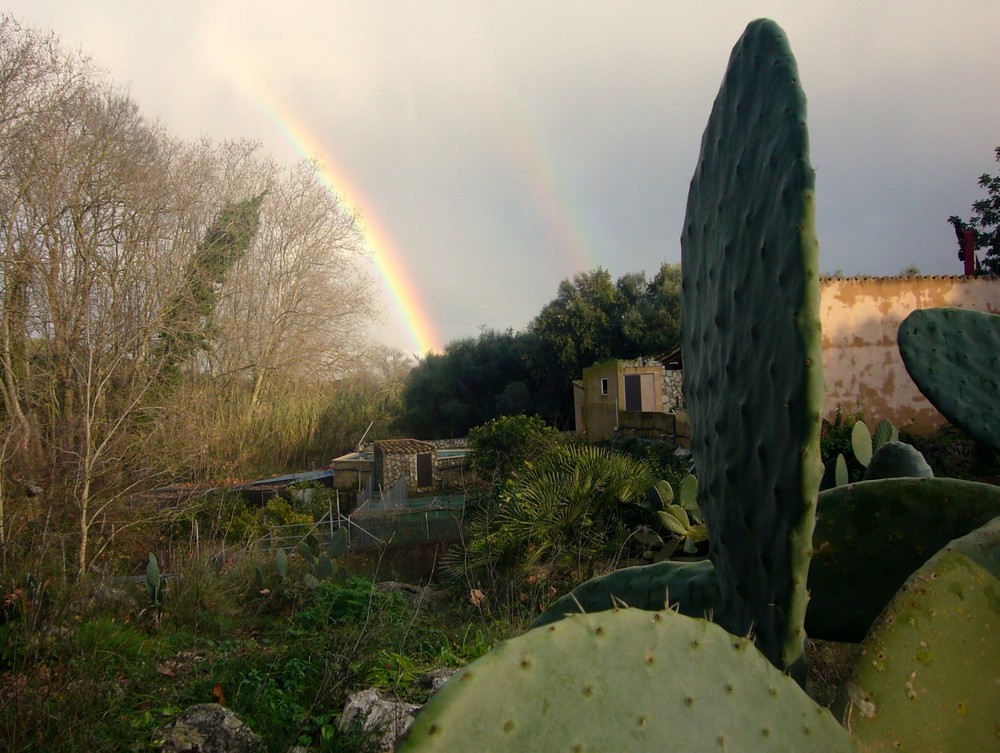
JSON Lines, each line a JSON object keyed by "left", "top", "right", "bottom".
{"left": 428, "top": 438, "right": 467, "bottom": 450}
{"left": 662, "top": 370, "right": 683, "bottom": 411}
{"left": 374, "top": 439, "right": 436, "bottom": 494}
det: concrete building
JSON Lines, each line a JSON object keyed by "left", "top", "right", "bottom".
{"left": 573, "top": 359, "right": 678, "bottom": 443}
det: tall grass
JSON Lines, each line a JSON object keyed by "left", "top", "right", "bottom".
{"left": 0, "top": 542, "right": 513, "bottom": 752}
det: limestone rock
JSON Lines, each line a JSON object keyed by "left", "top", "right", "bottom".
{"left": 157, "top": 703, "right": 260, "bottom": 752}
{"left": 414, "top": 668, "right": 456, "bottom": 694}
{"left": 339, "top": 688, "right": 420, "bottom": 752}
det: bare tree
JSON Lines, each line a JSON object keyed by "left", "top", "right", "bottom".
{"left": 212, "top": 157, "right": 376, "bottom": 411}
{"left": 0, "top": 19, "right": 387, "bottom": 571}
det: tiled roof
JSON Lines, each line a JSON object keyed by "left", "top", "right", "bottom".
{"left": 374, "top": 438, "right": 436, "bottom": 455}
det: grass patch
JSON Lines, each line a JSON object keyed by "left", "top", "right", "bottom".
{"left": 0, "top": 549, "right": 512, "bottom": 753}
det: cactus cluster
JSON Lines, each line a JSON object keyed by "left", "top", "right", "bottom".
{"left": 633, "top": 475, "right": 707, "bottom": 560}
{"left": 534, "top": 475, "right": 1000, "bottom": 645}
{"left": 808, "top": 477, "right": 1000, "bottom": 641}
{"left": 822, "top": 418, "right": 931, "bottom": 489}
{"left": 398, "top": 18, "right": 1000, "bottom": 753}
{"left": 256, "top": 528, "right": 349, "bottom": 592}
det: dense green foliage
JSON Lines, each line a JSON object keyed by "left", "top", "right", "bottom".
{"left": 463, "top": 444, "right": 658, "bottom": 576}
{"left": 528, "top": 264, "right": 681, "bottom": 380}
{"left": 0, "top": 557, "right": 510, "bottom": 753}
{"left": 399, "top": 263, "right": 682, "bottom": 436}
{"left": 949, "top": 145, "right": 1000, "bottom": 276}
{"left": 467, "top": 414, "right": 565, "bottom": 495}
{"left": 398, "top": 329, "right": 552, "bottom": 438}
{"left": 155, "top": 194, "right": 266, "bottom": 379}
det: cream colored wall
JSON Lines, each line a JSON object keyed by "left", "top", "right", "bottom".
{"left": 820, "top": 276, "right": 999, "bottom": 434}
{"left": 621, "top": 363, "right": 664, "bottom": 412}
{"left": 580, "top": 361, "right": 621, "bottom": 443}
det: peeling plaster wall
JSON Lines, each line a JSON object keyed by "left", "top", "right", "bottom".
{"left": 820, "top": 276, "right": 999, "bottom": 434}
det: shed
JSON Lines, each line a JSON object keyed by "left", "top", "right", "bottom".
{"left": 374, "top": 439, "right": 437, "bottom": 495}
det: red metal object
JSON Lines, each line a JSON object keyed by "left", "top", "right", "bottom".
{"left": 962, "top": 229, "right": 976, "bottom": 276}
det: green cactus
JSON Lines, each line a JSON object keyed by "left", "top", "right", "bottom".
{"left": 529, "top": 559, "right": 722, "bottom": 629}
{"left": 826, "top": 418, "right": 929, "bottom": 486}
{"left": 870, "top": 418, "right": 898, "bottom": 450}
{"left": 399, "top": 608, "right": 859, "bottom": 753}
{"left": 298, "top": 528, "right": 348, "bottom": 588}
{"left": 851, "top": 421, "right": 873, "bottom": 468}
{"left": 275, "top": 547, "right": 289, "bottom": 580}
{"left": 297, "top": 534, "right": 319, "bottom": 567}
{"left": 646, "top": 479, "right": 674, "bottom": 508}
{"left": 531, "top": 477, "right": 1000, "bottom": 644}
{"left": 680, "top": 17, "right": 822, "bottom": 683}
{"left": 645, "top": 475, "right": 706, "bottom": 556}
{"left": 263, "top": 533, "right": 347, "bottom": 592}
{"left": 807, "top": 477, "right": 1000, "bottom": 641}
{"left": 145, "top": 552, "right": 164, "bottom": 609}
{"left": 834, "top": 516, "right": 1000, "bottom": 751}
{"left": 897, "top": 307, "right": 1000, "bottom": 451}
{"left": 819, "top": 454, "right": 849, "bottom": 491}
{"left": 327, "top": 526, "right": 349, "bottom": 558}
{"left": 862, "top": 440, "right": 933, "bottom": 481}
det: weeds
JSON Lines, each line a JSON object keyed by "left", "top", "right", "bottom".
{"left": 0, "top": 544, "right": 510, "bottom": 752}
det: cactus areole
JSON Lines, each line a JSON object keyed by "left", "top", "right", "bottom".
{"left": 680, "top": 19, "right": 823, "bottom": 683}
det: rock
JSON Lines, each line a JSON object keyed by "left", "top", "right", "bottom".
{"left": 157, "top": 703, "right": 261, "bottom": 752}
{"left": 374, "top": 581, "right": 436, "bottom": 609}
{"left": 339, "top": 688, "right": 420, "bottom": 752}
{"left": 414, "top": 668, "right": 457, "bottom": 694}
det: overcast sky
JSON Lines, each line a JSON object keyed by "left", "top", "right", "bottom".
{"left": 5, "top": 1, "right": 999, "bottom": 355}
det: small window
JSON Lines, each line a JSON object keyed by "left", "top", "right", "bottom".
{"left": 600, "top": 378, "right": 609, "bottom": 396}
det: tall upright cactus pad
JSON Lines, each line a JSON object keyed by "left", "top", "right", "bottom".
{"left": 836, "top": 517, "right": 1000, "bottom": 751}
{"left": 898, "top": 307, "right": 1000, "bottom": 451}
{"left": 680, "top": 18, "right": 822, "bottom": 680}
{"left": 399, "top": 609, "right": 859, "bottom": 753}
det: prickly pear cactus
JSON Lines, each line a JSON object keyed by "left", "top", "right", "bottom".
{"left": 870, "top": 418, "right": 898, "bottom": 451}
{"left": 680, "top": 18, "right": 822, "bottom": 681}
{"left": 400, "top": 609, "right": 858, "bottom": 753}
{"left": 146, "top": 552, "right": 164, "bottom": 607}
{"left": 851, "top": 421, "right": 873, "bottom": 468}
{"left": 861, "top": 440, "right": 933, "bottom": 481}
{"left": 529, "top": 559, "right": 722, "bottom": 629}
{"left": 808, "top": 477, "right": 1000, "bottom": 641}
{"left": 835, "top": 516, "right": 1000, "bottom": 751}
{"left": 819, "top": 454, "right": 848, "bottom": 491}
{"left": 897, "top": 307, "right": 1000, "bottom": 451}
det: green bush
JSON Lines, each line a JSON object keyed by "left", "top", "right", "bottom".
{"left": 467, "top": 414, "right": 564, "bottom": 493}
{"left": 605, "top": 437, "right": 690, "bottom": 491}
{"left": 465, "top": 444, "right": 657, "bottom": 576}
